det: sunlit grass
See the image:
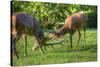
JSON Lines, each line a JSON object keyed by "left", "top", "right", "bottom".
{"left": 12, "top": 29, "right": 97, "bottom": 66}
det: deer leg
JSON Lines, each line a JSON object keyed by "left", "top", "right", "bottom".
{"left": 32, "top": 42, "right": 38, "bottom": 51}
{"left": 32, "top": 34, "right": 44, "bottom": 54}
{"left": 44, "top": 43, "right": 47, "bottom": 51}
{"left": 69, "top": 33, "right": 73, "bottom": 48}
{"left": 16, "top": 33, "right": 21, "bottom": 42}
{"left": 77, "top": 30, "right": 81, "bottom": 47}
{"left": 83, "top": 24, "right": 86, "bottom": 45}
{"left": 11, "top": 33, "right": 21, "bottom": 60}
{"left": 41, "top": 39, "right": 47, "bottom": 51}
{"left": 12, "top": 38, "right": 19, "bottom": 59}
{"left": 11, "top": 38, "right": 13, "bottom": 65}
{"left": 23, "top": 34, "right": 27, "bottom": 56}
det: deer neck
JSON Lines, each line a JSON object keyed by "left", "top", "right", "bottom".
{"left": 57, "top": 26, "right": 68, "bottom": 36}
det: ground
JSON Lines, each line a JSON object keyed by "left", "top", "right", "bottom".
{"left": 12, "top": 29, "right": 97, "bottom": 66}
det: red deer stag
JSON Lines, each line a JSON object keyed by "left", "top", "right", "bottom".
{"left": 11, "top": 12, "right": 45, "bottom": 59}
{"left": 50, "top": 11, "right": 88, "bottom": 48}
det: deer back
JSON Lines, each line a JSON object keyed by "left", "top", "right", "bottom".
{"left": 64, "top": 12, "right": 87, "bottom": 31}
{"left": 11, "top": 12, "right": 42, "bottom": 37}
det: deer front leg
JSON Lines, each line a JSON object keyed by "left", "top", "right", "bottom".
{"left": 77, "top": 30, "right": 81, "bottom": 47}
{"left": 23, "top": 34, "right": 27, "bottom": 56}
{"left": 32, "top": 34, "right": 44, "bottom": 54}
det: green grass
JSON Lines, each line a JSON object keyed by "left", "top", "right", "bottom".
{"left": 12, "top": 29, "right": 97, "bottom": 66}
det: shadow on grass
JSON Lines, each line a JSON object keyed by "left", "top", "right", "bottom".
{"left": 50, "top": 44, "right": 97, "bottom": 53}
{"left": 15, "top": 43, "right": 97, "bottom": 59}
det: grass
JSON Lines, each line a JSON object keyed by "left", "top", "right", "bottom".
{"left": 12, "top": 29, "right": 97, "bottom": 66}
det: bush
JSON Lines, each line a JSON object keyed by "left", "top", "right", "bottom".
{"left": 86, "top": 12, "right": 97, "bottom": 28}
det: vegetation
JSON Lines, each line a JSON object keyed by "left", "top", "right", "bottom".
{"left": 11, "top": 1, "right": 97, "bottom": 30}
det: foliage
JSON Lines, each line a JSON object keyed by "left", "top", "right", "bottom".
{"left": 87, "top": 12, "right": 97, "bottom": 28}
{"left": 11, "top": 1, "right": 97, "bottom": 29}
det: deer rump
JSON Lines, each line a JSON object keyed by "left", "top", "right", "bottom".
{"left": 11, "top": 13, "right": 44, "bottom": 59}
{"left": 11, "top": 13, "right": 40, "bottom": 36}
{"left": 64, "top": 12, "right": 87, "bottom": 32}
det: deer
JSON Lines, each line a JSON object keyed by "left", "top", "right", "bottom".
{"left": 49, "top": 11, "right": 88, "bottom": 48}
{"left": 11, "top": 12, "right": 45, "bottom": 59}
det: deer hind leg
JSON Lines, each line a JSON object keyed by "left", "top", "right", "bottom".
{"left": 12, "top": 38, "right": 19, "bottom": 59}
{"left": 23, "top": 34, "right": 27, "bottom": 56}
{"left": 16, "top": 33, "right": 21, "bottom": 42}
{"left": 69, "top": 32, "right": 74, "bottom": 48}
{"left": 83, "top": 24, "right": 86, "bottom": 45}
{"left": 77, "top": 29, "right": 81, "bottom": 47}
{"left": 11, "top": 32, "right": 19, "bottom": 59}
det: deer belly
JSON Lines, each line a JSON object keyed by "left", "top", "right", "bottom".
{"left": 17, "top": 26, "right": 34, "bottom": 36}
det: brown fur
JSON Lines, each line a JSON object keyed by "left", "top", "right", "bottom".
{"left": 11, "top": 12, "right": 45, "bottom": 59}
{"left": 51, "top": 11, "right": 88, "bottom": 48}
